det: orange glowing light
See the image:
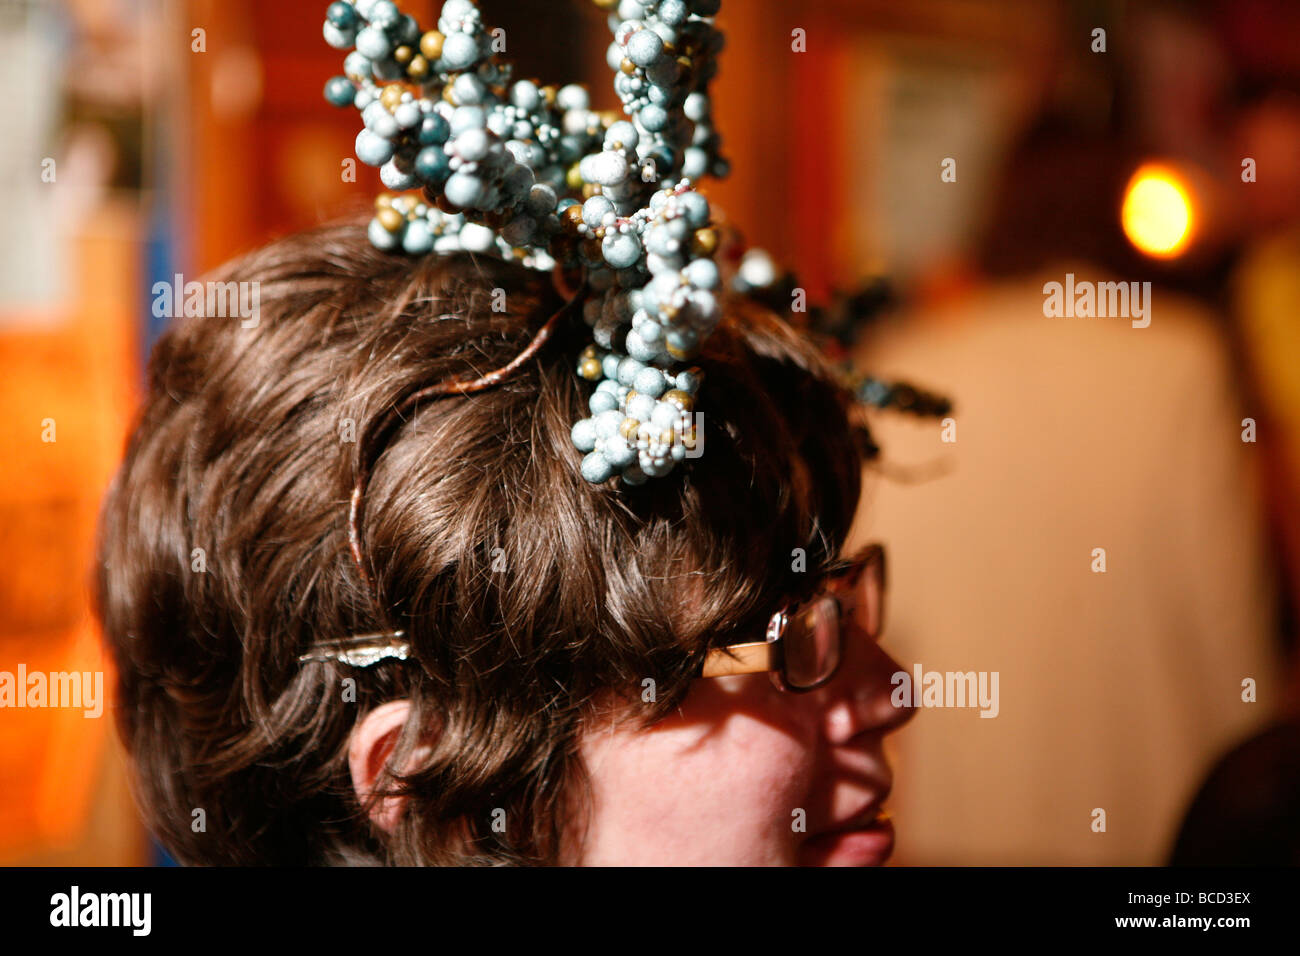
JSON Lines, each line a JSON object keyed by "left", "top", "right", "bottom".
{"left": 1121, "top": 165, "right": 1195, "bottom": 259}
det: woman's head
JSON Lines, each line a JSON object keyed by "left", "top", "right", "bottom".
{"left": 95, "top": 219, "right": 909, "bottom": 865}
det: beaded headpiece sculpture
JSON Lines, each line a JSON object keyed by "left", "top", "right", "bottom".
{"left": 312, "top": 0, "right": 951, "bottom": 666}
{"left": 324, "top": 0, "right": 729, "bottom": 487}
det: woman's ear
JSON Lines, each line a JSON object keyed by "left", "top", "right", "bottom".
{"left": 348, "top": 699, "right": 433, "bottom": 833}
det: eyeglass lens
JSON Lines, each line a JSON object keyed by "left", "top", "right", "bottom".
{"left": 781, "top": 552, "right": 884, "bottom": 690}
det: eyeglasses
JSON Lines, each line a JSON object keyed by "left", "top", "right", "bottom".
{"left": 700, "top": 543, "right": 887, "bottom": 693}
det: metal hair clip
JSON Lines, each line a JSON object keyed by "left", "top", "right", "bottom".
{"left": 297, "top": 630, "right": 411, "bottom": 667}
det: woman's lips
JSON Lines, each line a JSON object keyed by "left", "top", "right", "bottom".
{"left": 798, "top": 813, "right": 895, "bottom": 867}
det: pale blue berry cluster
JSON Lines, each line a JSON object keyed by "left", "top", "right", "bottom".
{"left": 323, "top": 0, "right": 729, "bottom": 485}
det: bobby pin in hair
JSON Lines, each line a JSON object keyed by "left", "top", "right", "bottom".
{"left": 298, "top": 631, "right": 410, "bottom": 668}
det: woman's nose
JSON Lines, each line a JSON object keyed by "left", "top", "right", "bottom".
{"left": 819, "top": 634, "right": 916, "bottom": 746}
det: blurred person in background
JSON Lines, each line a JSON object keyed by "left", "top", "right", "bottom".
{"left": 850, "top": 0, "right": 1289, "bottom": 864}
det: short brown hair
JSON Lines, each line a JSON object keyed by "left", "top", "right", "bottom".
{"left": 95, "top": 219, "right": 864, "bottom": 865}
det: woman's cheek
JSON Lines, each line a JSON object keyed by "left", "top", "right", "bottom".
{"left": 707, "top": 710, "right": 821, "bottom": 854}
{"left": 664, "top": 678, "right": 823, "bottom": 858}
{"left": 574, "top": 697, "right": 819, "bottom": 865}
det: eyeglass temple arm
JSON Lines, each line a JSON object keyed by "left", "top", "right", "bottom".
{"left": 701, "top": 641, "right": 777, "bottom": 678}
